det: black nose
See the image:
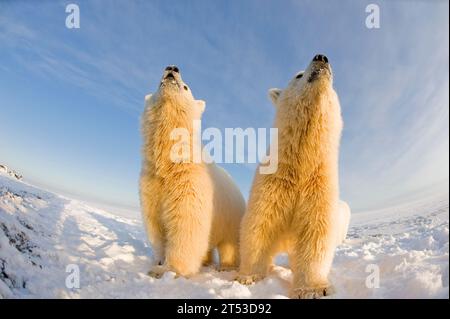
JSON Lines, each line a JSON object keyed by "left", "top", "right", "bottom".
{"left": 313, "top": 54, "right": 328, "bottom": 63}
{"left": 165, "top": 65, "right": 179, "bottom": 73}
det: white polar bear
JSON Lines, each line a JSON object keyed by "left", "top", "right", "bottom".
{"left": 237, "top": 55, "right": 351, "bottom": 298}
{"left": 140, "top": 65, "right": 245, "bottom": 277}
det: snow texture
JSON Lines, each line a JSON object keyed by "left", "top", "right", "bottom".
{"left": 0, "top": 172, "right": 448, "bottom": 299}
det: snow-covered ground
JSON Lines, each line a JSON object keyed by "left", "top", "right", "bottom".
{"left": 0, "top": 173, "right": 448, "bottom": 299}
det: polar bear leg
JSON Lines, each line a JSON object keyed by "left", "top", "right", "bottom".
{"left": 218, "top": 241, "right": 239, "bottom": 271}
{"left": 290, "top": 205, "right": 336, "bottom": 298}
{"left": 337, "top": 200, "right": 351, "bottom": 244}
{"left": 163, "top": 197, "right": 211, "bottom": 277}
{"left": 290, "top": 240, "right": 335, "bottom": 299}
{"left": 202, "top": 250, "right": 214, "bottom": 266}
{"left": 140, "top": 175, "right": 165, "bottom": 265}
{"left": 237, "top": 203, "right": 284, "bottom": 283}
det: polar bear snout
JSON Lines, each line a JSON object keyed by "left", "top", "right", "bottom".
{"left": 165, "top": 65, "right": 180, "bottom": 73}
{"left": 313, "top": 54, "right": 328, "bottom": 64}
{"left": 163, "top": 65, "right": 180, "bottom": 80}
{"left": 160, "top": 65, "right": 184, "bottom": 89}
{"left": 307, "top": 55, "right": 332, "bottom": 83}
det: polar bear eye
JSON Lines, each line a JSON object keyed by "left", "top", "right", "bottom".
{"left": 296, "top": 73, "right": 303, "bottom": 79}
{"left": 183, "top": 85, "right": 189, "bottom": 91}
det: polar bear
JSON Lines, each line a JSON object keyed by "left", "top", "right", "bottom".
{"left": 237, "top": 55, "right": 351, "bottom": 298}
{"left": 140, "top": 65, "right": 245, "bottom": 277}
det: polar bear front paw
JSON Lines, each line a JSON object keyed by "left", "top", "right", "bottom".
{"left": 148, "top": 265, "right": 166, "bottom": 279}
{"left": 217, "top": 264, "right": 237, "bottom": 272}
{"left": 235, "top": 274, "right": 264, "bottom": 285}
{"left": 290, "top": 286, "right": 334, "bottom": 299}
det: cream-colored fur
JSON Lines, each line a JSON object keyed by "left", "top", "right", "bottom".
{"left": 237, "top": 56, "right": 351, "bottom": 298}
{"left": 140, "top": 66, "right": 245, "bottom": 277}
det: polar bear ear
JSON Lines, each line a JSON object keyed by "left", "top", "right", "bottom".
{"left": 195, "top": 100, "right": 206, "bottom": 114}
{"left": 268, "top": 88, "right": 282, "bottom": 105}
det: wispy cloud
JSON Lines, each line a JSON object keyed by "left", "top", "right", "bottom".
{"left": 334, "top": 2, "right": 449, "bottom": 210}
{"left": 0, "top": 0, "right": 447, "bottom": 212}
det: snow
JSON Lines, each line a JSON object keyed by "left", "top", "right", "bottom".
{"left": 0, "top": 172, "right": 448, "bottom": 299}
{"left": 0, "top": 165, "right": 22, "bottom": 181}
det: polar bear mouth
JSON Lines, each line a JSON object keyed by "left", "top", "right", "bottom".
{"left": 160, "top": 76, "right": 181, "bottom": 89}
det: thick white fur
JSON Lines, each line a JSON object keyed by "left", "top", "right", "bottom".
{"left": 237, "top": 58, "right": 351, "bottom": 298}
{"left": 140, "top": 68, "right": 245, "bottom": 277}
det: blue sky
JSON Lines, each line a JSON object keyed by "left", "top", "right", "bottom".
{"left": 0, "top": 0, "right": 448, "bottom": 215}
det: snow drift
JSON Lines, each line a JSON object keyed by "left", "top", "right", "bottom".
{"left": 0, "top": 172, "right": 448, "bottom": 298}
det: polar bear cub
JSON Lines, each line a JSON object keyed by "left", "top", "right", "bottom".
{"left": 237, "top": 55, "right": 351, "bottom": 298}
{"left": 140, "top": 65, "right": 245, "bottom": 277}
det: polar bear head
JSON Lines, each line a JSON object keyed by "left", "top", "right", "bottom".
{"left": 268, "top": 54, "right": 334, "bottom": 107}
{"left": 145, "top": 65, "right": 205, "bottom": 119}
